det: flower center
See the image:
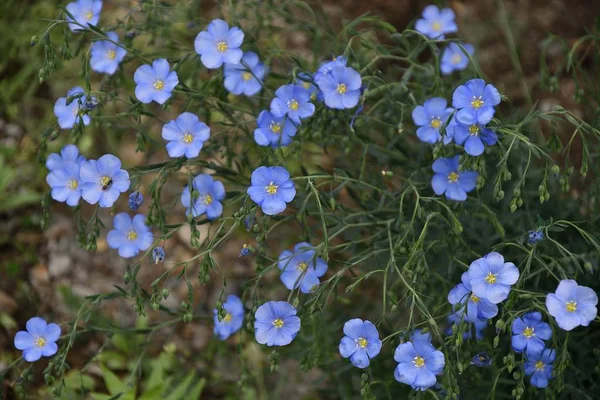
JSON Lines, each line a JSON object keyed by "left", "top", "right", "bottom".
{"left": 34, "top": 337, "right": 46, "bottom": 348}
{"left": 523, "top": 327, "right": 535, "bottom": 338}
{"left": 242, "top": 72, "right": 253, "bottom": 81}
{"left": 288, "top": 99, "right": 299, "bottom": 111}
{"left": 431, "top": 117, "right": 442, "bottom": 129}
{"left": 469, "top": 125, "right": 480, "bottom": 135}
{"left": 302, "top": 82, "right": 311, "bottom": 89}
{"left": 297, "top": 262, "right": 308, "bottom": 272}
{"left": 153, "top": 80, "right": 165, "bottom": 91}
{"left": 127, "top": 230, "right": 137, "bottom": 241}
{"left": 85, "top": 10, "right": 93, "bottom": 20}
{"left": 68, "top": 179, "right": 79, "bottom": 190}
{"left": 272, "top": 318, "right": 284, "bottom": 328}
{"left": 107, "top": 50, "right": 116, "bottom": 60}
{"left": 448, "top": 172, "right": 459, "bottom": 183}
{"left": 270, "top": 122, "right": 281, "bottom": 134}
{"left": 471, "top": 97, "right": 484, "bottom": 109}
{"left": 535, "top": 361, "right": 545, "bottom": 370}
{"left": 336, "top": 83, "right": 347, "bottom": 94}
{"left": 266, "top": 182, "right": 278, "bottom": 195}
{"left": 566, "top": 301, "right": 577, "bottom": 313}
{"left": 183, "top": 133, "right": 194, "bottom": 143}
{"left": 470, "top": 294, "right": 480, "bottom": 303}
{"left": 202, "top": 194, "right": 213, "bottom": 205}
{"left": 223, "top": 313, "right": 232, "bottom": 323}
{"left": 451, "top": 54, "right": 462, "bottom": 64}
{"left": 100, "top": 176, "right": 112, "bottom": 190}
{"left": 432, "top": 21, "right": 442, "bottom": 31}
{"left": 216, "top": 41, "right": 228, "bottom": 52}
{"left": 485, "top": 272, "right": 497, "bottom": 284}
{"left": 357, "top": 337, "right": 368, "bottom": 348}
{"left": 413, "top": 356, "right": 426, "bottom": 368}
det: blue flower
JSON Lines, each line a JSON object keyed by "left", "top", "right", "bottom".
{"left": 254, "top": 301, "right": 301, "bottom": 346}
{"left": 66, "top": 0, "right": 102, "bottom": 32}
{"left": 134, "top": 59, "right": 179, "bottom": 104}
{"left": 46, "top": 145, "right": 86, "bottom": 171}
{"left": 446, "top": 312, "right": 487, "bottom": 341}
{"left": 452, "top": 78, "right": 501, "bottom": 125}
{"left": 448, "top": 120, "right": 498, "bottom": 156}
{"left": 90, "top": 31, "right": 126, "bottom": 75}
{"left": 278, "top": 242, "right": 328, "bottom": 293}
{"left": 524, "top": 348, "right": 556, "bottom": 388}
{"left": 152, "top": 246, "right": 165, "bottom": 264}
{"left": 467, "top": 252, "right": 520, "bottom": 304}
{"left": 511, "top": 312, "right": 552, "bottom": 356}
{"left": 528, "top": 229, "right": 544, "bottom": 245}
{"left": 253, "top": 110, "right": 297, "bottom": 148}
{"left": 181, "top": 174, "right": 225, "bottom": 220}
{"left": 431, "top": 155, "right": 478, "bottom": 201}
{"left": 412, "top": 98, "right": 454, "bottom": 144}
{"left": 415, "top": 5, "right": 457, "bottom": 39}
{"left": 315, "top": 66, "right": 361, "bottom": 110}
{"left": 107, "top": 213, "right": 153, "bottom": 258}
{"left": 46, "top": 161, "right": 82, "bottom": 207}
{"left": 339, "top": 319, "right": 382, "bottom": 368}
{"left": 79, "top": 154, "right": 130, "bottom": 207}
{"left": 238, "top": 244, "right": 251, "bottom": 257}
{"left": 441, "top": 43, "right": 474, "bottom": 75}
{"left": 313, "top": 55, "right": 347, "bottom": 83}
{"left": 128, "top": 191, "right": 144, "bottom": 211}
{"left": 448, "top": 271, "right": 498, "bottom": 322}
{"left": 247, "top": 166, "right": 296, "bottom": 215}
{"left": 224, "top": 51, "right": 266, "bottom": 96}
{"left": 296, "top": 73, "right": 319, "bottom": 101}
{"left": 214, "top": 295, "right": 244, "bottom": 340}
{"left": 394, "top": 339, "right": 445, "bottom": 391}
{"left": 54, "top": 87, "right": 91, "bottom": 129}
{"left": 270, "top": 85, "right": 315, "bottom": 125}
{"left": 411, "top": 329, "right": 432, "bottom": 344}
{"left": 194, "top": 19, "right": 244, "bottom": 69}
{"left": 471, "top": 351, "right": 493, "bottom": 367}
{"left": 14, "top": 317, "right": 61, "bottom": 362}
{"left": 546, "top": 279, "right": 598, "bottom": 331}
{"left": 162, "top": 112, "right": 210, "bottom": 158}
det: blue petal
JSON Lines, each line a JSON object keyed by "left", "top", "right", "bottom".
{"left": 14, "top": 331, "right": 34, "bottom": 350}
{"left": 339, "top": 336, "right": 357, "bottom": 358}
{"left": 26, "top": 317, "right": 47, "bottom": 336}
{"left": 349, "top": 349, "right": 370, "bottom": 368}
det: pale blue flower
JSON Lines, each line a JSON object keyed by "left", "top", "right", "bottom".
{"left": 339, "top": 319, "right": 382, "bottom": 368}
{"left": 90, "top": 31, "right": 126, "bottom": 75}
{"left": 247, "top": 166, "right": 296, "bottom": 215}
{"left": 415, "top": 5, "right": 457, "bottom": 39}
{"left": 194, "top": 19, "right": 244, "bottom": 69}
{"left": 162, "top": 112, "right": 210, "bottom": 159}
{"left": 394, "top": 339, "right": 445, "bottom": 391}
{"left": 214, "top": 295, "right": 244, "bottom": 340}
{"left": 134, "top": 59, "right": 179, "bottom": 104}
{"left": 66, "top": 0, "right": 102, "bottom": 32}
{"left": 431, "top": 155, "right": 478, "bottom": 202}
{"left": 511, "top": 312, "right": 552, "bottom": 356}
{"left": 224, "top": 51, "right": 266, "bottom": 96}
{"left": 14, "top": 317, "right": 61, "bottom": 362}
{"left": 253, "top": 110, "right": 297, "bottom": 148}
{"left": 546, "top": 279, "right": 598, "bottom": 331}
{"left": 441, "top": 43, "right": 474, "bottom": 75}
{"left": 254, "top": 301, "right": 301, "bottom": 346}
{"left": 270, "top": 85, "right": 315, "bottom": 125}
{"left": 467, "top": 252, "right": 519, "bottom": 304}
{"left": 277, "top": 242, "right": 327, "bottom": 293}
{"left": 79, "top": 154, "right": 130, "bottom": 207}
{"left": 54, "top": 87, "right": 91, "bottom": 129}
{"left": 106, "top": 213, "right": 153, "bottom": 258}
{"left": 180, "top": 174, "right": 225, "bottom": 219}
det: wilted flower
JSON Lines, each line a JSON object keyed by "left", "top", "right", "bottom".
{"left": 107, "top": 213, "right": 153, "bottom": 258}
{"left": 133, "top": 59, "right": 179, "bottom": 104}
{"left": 128, "top": 191, "right": 144, "bottom": 211}
{"left": 254, "top": 301, "right": 301, "bottom": 346}
{"left": 152, "top": 246, "right": 165, "bottom": 264}
{"left": 414, "top": 5, "right": 457, "bottom": 39}
{"left": 224, "top": 51, "right": 266, "bottom": 96}
{"left": 524, "top": 348, "right": 556, "bottom": 388}
{"left": 546, "top": 279, "right": 598, "bottom": 331}
{"left": 511, "top": 311, "right": 552, "bottom": 356}
{"left": 180, "top": 174, "right": 225, "bottom": 220}
{"left": 467, "top": 252, "right": 519, "bottom": 304}
{"left": 247, "top": 166, "right": 296, "bottom": 215}
{"left": 270, "top": 85, "right": 315, "bottom": 125}
{"left": 90, "top": 32, "right": 126, "bottom": 75}
{"left": 452, "top": 78, "right": 501, "bottom": 125}
{"left": 471, "top": 351, "right": 493, "bottom": 367}
{"left": 54, "top": 87, "right": 91, "bottom": 129}
{"left": 528, "top": 229, "right": 544, "bottom": 245}
{"left": 214, "top": 295, "right": 244, "bottom": 340}
{"left": 66, "top": 0, "right": 102, "bottom": 32}
{"left": 162, "top": 112, "right": 210, "bottom": 159}
{"left": 339, "top": 319, "right": 382, "bottom": 368}
{"left": 441, "top": 43, "right": 474, "bottom": 75}
{"left": 431, "top": 155, "right": 478, "bottom": 202}
{"left": 80, "top": 154, "right": 130, "bottom": 207}
{"left": 412, "top": 98, "right": 454, "bottom": 144}
{"left": 14, "top": 317, "right": 61, "bottom": 362}
{"left": 277, "top": 242, "right": 328, "bottom": 293}
{"left": 194, "top": 19, "right": 244, "bottom": 69}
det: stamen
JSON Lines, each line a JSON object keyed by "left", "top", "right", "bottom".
{"left": 485, "top": 272, "right": 497, "bottom": 284}
{"left": 357, "top": 338, "right": 368, "bottom": 348}
{"left": 288, "top": 99, "right": 299, "bottom": 111}
{"left": 216, "top": 41, "right": 228, "bottom": 52}
{"left": 565, "top": 301, "right": 577, "bottom": 313}
{"left": 183, "top": 133, "right": 194, "bottom": 143}
{"left": 266, "top": 182, "right": 278, "bottom": 195}
{"left": 272, "top": 318, "right": 284, "bottom": 328}
{"left": 153, "top": 80, "right": 165, "bottom": 90}
{"left": 107, "top": 50, "right": 116, "bottom": 60}
{"left": 127, "top": 230, "right": 137, "bottom": 241}
{"left": 336, "top": 83, "right": 347, "bottom": 94}
{"left": 448, "top": 172, "right": 459, "bottom": 183}
{"left": 413, "top": 356, "right": 425, "bottom": 368}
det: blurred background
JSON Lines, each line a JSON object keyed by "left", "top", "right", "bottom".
{"left": 1, "top": 0, "right": 599, "bottom": 398}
